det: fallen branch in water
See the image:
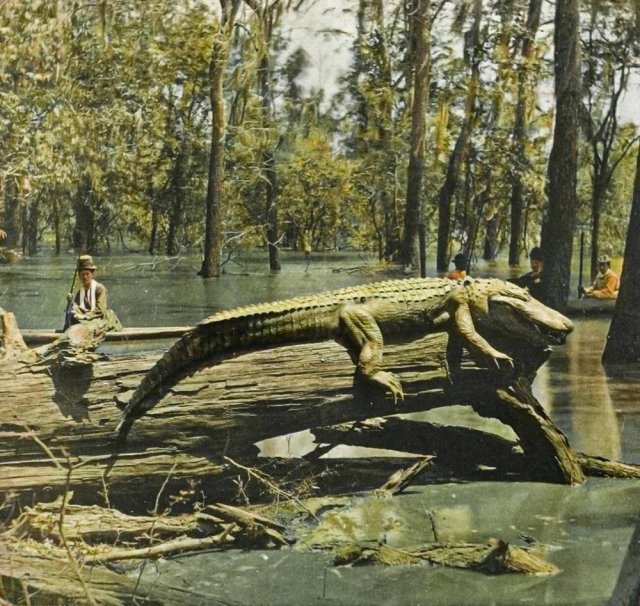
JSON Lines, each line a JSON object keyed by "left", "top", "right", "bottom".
{"left": 83, "top": 531, "right": 233, "bottom": 563}
{"left": 376, "top": 456, "right": 435, "bottom": 497}
{"left": 121, "top": 255, "right": 183, "bottom": 272}
{"left": 224, "top": 456, "right": 319, "bottom": 521}
{"left": 333, "top": 539, "right": 559, "bottom": 575}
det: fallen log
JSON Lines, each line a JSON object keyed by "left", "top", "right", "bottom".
{"left": 311, "top": 418, "right": 640, "bottom": 481}
{"left": 0, "top": 305, "right": 636, "bottom": 514}
{"left": 0, "top": 537, "right": 146, "bottom": 606}
{"left": 21, "top": 325, "right": 192, "bottom": 346}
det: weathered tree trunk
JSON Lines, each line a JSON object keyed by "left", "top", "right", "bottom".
{"left": 166, "top": 140, "right": 189, "bottom": 256}
{"left": 482, "top": 214, "right": 500, "bottom": 261}
{"left": 251, "top": 1, "right": 282, "bottom": 272}
{"left": 402, "top": 0, "right": 431, "bottom": 271}
{"left": 540, "top": 0, "right": 581, "bottom": 312}
{"left": 436, "top": 0, "right": 482, "bottom": 272}
{"left": 602, "top": 143, "right": 640, "bottom": 362}
{"left": 508, "top": 0, "right": 542, "bottom": 267}
{"left": 24, "top": 194, "right": 39, "bottom": 256}
{"left": 264, "top": 147, "right": 281, "bottom": 271}
{"left": 3, "top": 177, "right": 21, "bottom": 248}
{"left": 589, "top": 173, "right": 605, "bottom": 280}
{"left": 200, "top": 3, "right": 239, "bottom": 278}
{"left": 73, "top": 179, "right": 96, "bottom": 253}
{"left": 52, "top": 195, "right": 62, "bottom": 254}
{"left": 583, "top": 17, "right": 632, "bottom": 282}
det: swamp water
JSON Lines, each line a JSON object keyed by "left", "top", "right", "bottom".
{"left": 1, "top": 251, "right": 639, "bottom": 605}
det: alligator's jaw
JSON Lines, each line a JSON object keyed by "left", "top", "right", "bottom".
{"left": 482, "top": 295, "right": 574, "bottom": 347}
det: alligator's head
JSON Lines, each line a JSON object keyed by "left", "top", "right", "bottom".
{"left": 467, "top": 278, "right": 573, "bottom": 348}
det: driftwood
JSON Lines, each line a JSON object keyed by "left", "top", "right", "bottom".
{"left": 0, "top": 491, "right": 563, "bottom": 605}
{"left": 1, "top": 308, "right": 639, "bottom": 514}
{"left": 375, "top": 456, "right": 435, "bottom": 496}
{"left": 333, "top": 540, "right": 559, "bottom": 575}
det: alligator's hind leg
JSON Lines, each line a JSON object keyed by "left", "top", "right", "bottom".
{"left": 338, "top": 304, "right": 404, "bottom": 402}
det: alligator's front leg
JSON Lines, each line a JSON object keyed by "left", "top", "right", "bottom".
{"left": 450, "top": 291, "right": 513, "bottom": 366}
{"left": 338, "top": 304, "right": 404, "bottom": 402}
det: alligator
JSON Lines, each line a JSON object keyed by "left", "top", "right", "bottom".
{"left": 115, "top": 277, "right": 573, "bottom": 436}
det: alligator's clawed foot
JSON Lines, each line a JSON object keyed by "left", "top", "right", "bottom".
{"left": 371, "top": 371, "right": 404, "bottom": 404}
{"left": 492, "top": 352, "right": 514, "bottom": 369}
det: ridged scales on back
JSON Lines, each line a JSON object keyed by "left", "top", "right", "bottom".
{"left": 116, "top": 277, "right": 574, "bottom": 437}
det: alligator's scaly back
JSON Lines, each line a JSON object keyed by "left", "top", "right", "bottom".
{"left": 116, "top": 278, "right": 456, "bottom": 432}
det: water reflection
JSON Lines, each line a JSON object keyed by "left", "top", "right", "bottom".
{"left": 536, "top": 318, "right": 622, "bottom": 461}
{"left": 0, "top": 252, "right": 384, "bottom": 329}
{"left": 537, "top": 315, "right": 640, "bottom": 465}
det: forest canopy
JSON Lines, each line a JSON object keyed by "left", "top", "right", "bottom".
{"left": 0, "top": 0, "right": 638, "bottom": 282}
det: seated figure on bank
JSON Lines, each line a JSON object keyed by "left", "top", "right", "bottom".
{"left": 508, "top": 246, "right": 545, "bottom": 301}
{"left": 579, "top": 255, "right": 619, "bottom": 300}
{"left": 444, "top": 253, "right": 468, "bottom": 281}
{"left": 67, "top": 255, "right": 109, "bottom": 325}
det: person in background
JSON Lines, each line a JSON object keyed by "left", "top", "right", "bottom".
{"left": 67, "top": 255, "right": 109, "bottom": 324}
{"left": 579, "top": 255, "right": 619, "bottom": 299}
{"left": 445, "top": 253, "right": 467, "bottom": 280}
{"left": 508, "top": 246, "right": 545, "bottom": 300}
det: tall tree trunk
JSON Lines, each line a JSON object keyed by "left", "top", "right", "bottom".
{"left": 167, "top": 144, "right": 188, "bottom": 256}
{"left": 200, "top": 4, "right": 238, "bottom": 278}
{"left": 264, "top": 148, "right": 281, "bottom": 270}
{"left": 25, "top": 196, "right": 39, "bottom": 256}
{"left": 52, "top": 196, "right": 61, "bottom": 254}
{"left": 147, "top": 179, "right": 159, "bottom": 255}
{"left": 73, "top": 179, "right": 95, "bottom": 253}
{"left": 436, "top": 0, "right": 482, "bottom": 272}
{"left": 3, "top": 178, "right": 20, "bottom": 249}
{"left": 540, "top": 0, "right": 581, "bottom": 312}
{"left": 589, "top": 174, "right": 606, "bottom": 280}
{"left": 259, "top": 48, "right": 281, "bottom": 271}
{"left": 483, "top": 215, "right": 499, "bottom": 260}
{"left": 402, "top": 0, "right": 431, "bottom": 271}
{"left": 582, "top": 9, "right": 632, "bottom": 282}
{"left": 602, "top": 144, "right": 640, "bottom": 362}
{"left": 508, "top": 0, "right": 542, "bottom": 267}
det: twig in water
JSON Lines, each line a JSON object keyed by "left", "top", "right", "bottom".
{"left": 223, "top": 456, "right": 319, "bottom": 522}
{"left": 422, "top": 502, "right": 439, "bottom": 543}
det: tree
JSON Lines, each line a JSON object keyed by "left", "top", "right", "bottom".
{"left": 244, "top": 0, "right": 287, "bottom": 272}
{"left": 602, "top": 143, "right": 640, "bottom": 363}
{"left": 402, "top": 0, "right": 431, "bottom": 271}
{"left": 435, "top": 0, "right": 483, "bottom": 272}
{"left": 582, "top": 1, "right": 639, "bottom": 279}
{"left": 508, "top": 0, "right": 542, "bottom": 266}
{"left": 200, "top": 1, "right": 241, "bottom": 278}
{"left": 540, "top": 0, "right": 582, "bottom": 311}
{"left": 342, "top": 0, "right": 405, "bottom": 263}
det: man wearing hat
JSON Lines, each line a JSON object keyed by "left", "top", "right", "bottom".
{"left": 67, "top": 255, "right": 109, "bottom": 323}
{"left": 445, "top": 253, "right": 468, "bottom": 280}
{"left": 508, "top": 247, "right": 545, "bottom": 301}
{"left": 580, "top": 256, "right": 619, "bottom": 299}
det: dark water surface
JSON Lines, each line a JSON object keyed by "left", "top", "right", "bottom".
{"left": 2, "top": 251, "right": 640, "bottom": 605}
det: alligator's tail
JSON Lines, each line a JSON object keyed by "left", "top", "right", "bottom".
{"left": 115, "top": 300, "right": 340, "bottom": 435}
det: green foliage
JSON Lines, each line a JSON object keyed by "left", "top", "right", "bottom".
{"left": 0, "top": 0, "right": 637, "bottom": 264}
